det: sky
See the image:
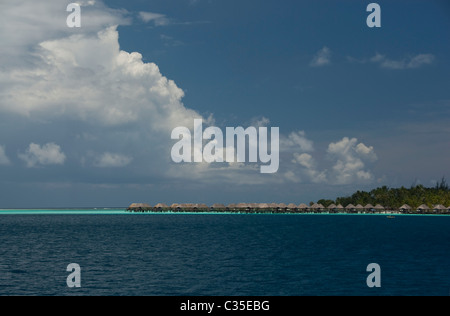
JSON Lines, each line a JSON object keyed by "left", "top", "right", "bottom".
{"left": 0, "top": 0, "right": 449, "bottom": 208}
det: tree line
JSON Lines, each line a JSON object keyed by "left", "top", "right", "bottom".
{"left": 317, "top": 177, "right": 450, "bottom": 209}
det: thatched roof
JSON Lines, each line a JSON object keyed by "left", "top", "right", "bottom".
{"left": 355, "top": 204, "right": 364, "bottom": 209}
{"left": 268, "top": 203, "right": 279, "bottom": 208}
{"left": 258, "top": 203, "right": 270, "bottom": 209}
{"left": 227, "top": 203, "right": 237, "bottom": 208}
{"left": 278, "top": 203, "right": 288, "bottom": 208}
{"left": 287, "top": 203, "right": 298, "bottom": 209}
{"left": 433, "top": 204, "right": 446, "bottom": 210}
{"left": 171, "top": 203, "right": 181, "bottom": 208}
{"left": 374, "top": 204, "right": 384, "bottom": 210}
{"left": 327, "top": 204, "right": 337, "bottom": 209}
{"left": 417, "top": 204, "right": 429, "bottom": 210}
{"left": 211, "top": 203, "right": 226, "bottom": 209}
{"left": 179, "top": 203, "right": 195, "bottom": 209}
{"left": 154, "top": 203, "right": 168, "bottom": 208}
{"left": 177, "top": 203, "right": 208, "bottom": 209}
{"left": 298, "top": 203, "right": 309, "bottom": 209}
{"left": 399, "top": 204, "right": 412, "bottom": 210}
{"left": 364, "top": 204, "right": 374, "bottom": 209}
{"left": 237, "top": 203, "right": 249, "bottom": 209}
{"left": 335, "top": 204, "right": 344, "bottom": 209}
{"left": 345, "top": 204, "right": 355, "bottom": 209}
{"left": 128, "top": 203, "right": 151, "bottom": 209}
{"left": 310, "top": 203, "right": 323, "bottom": 209}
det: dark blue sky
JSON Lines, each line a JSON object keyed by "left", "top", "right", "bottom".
{"left": 113, "top": 0, "right": 449, "bottom": 126}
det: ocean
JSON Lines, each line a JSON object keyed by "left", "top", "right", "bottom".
{"left": 0, "top": 211, "right": 449, "bottom": 296}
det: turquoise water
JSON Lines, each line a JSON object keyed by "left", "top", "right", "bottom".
{"left": 0, "top": 209, "right": 129, "bottom": 215}
{"left": 0, "top": 211, "right": 449, "bottom": 296}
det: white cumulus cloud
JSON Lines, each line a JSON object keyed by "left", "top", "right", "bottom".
{"left": 19, "top": 143, "right": 66, "bottom": 168}
{"left": 327, "top": 137, "right": 378, "bottom": 184}
{"left": 94, "top": 152, "right": 133, "bottom": 168}
{"left": 289, "top": 137, "right": 378, "bottom": 185}
{"left": 0, "top": 0, "right": 129, "bottom": 68}
{"left": 291, "top": 153, "right": 327, "bottom": 184}
{"left": 281, "top": 131, "right": 314, "bottom": 153}
{"left": 0, "top": 25, "right": 198, "bottom": 130}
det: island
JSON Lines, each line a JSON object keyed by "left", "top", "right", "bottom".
{"left": 126, "top": 181, "right": 450, "bottom": 215}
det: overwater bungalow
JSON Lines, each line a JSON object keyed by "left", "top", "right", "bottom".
{"left": 127, "top": 203, "right": 152, "bottom": 212}
{"left": 154, "top": 203, "right": 168, "bottom": 211}
{"left": 399, "top": 204, "right": 412, "bottom": 213}
{"left": 170, "top": 203, "right": 182, "bottom": 211}
{"left": 236, "top": 203, "right": 250, "bottom": 211}
{"left": 248, "top": 203, "right": 260, "bottom": 210}
{"left": 177, "top": 203, "right": 207, "bottom": 211}
{"left": 433, "top": 204, "right": 447, "bottom": 214}
{"left": 374, "top": 204, "right": 385, "bottom": 213}
{"left": 355, "top": 204, "right": 364, "bottom": 213}
{"left": 211, "top": 203, "right": 226, "bottom": 211}
{"left": 268, "top": 203, "right": 278, "bottom": 210}
{"left": 416, "top": 204, "right": 430, "bottom": 213}
{"left": 325, "top": 204, "right": 336, "bottom": 213}
{"left": 364, "top": 204, "right": 374, "bottom": 212}
{"left": 258, "top": 203, "right": 270, "bottom": 210}
{"left": 345, "top": 204, "right": 356, "bottom": 212}
{"left": 179, "top": 203, "right": 195, "bottom": 211}
{"left": 196, "top": 203, "right": 209, "bottom": 211}
{"left": 298, "top": 204, "right": 309, "bottom": 212}
{"left": 287, "top": 203, "right": 298, "bottom": 211}
{"left": 310, "top": 203, "right": 324, "bottom": 213}
{"left": 241, "top": 203, "right": 255, "bottom": 212}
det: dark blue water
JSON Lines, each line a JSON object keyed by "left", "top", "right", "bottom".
{"left": 0, "top": 214, "right": 449, "bottom": 296}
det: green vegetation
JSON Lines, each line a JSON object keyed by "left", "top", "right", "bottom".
{"left": 319, "top": 177, "right": 450, "bottom": 209}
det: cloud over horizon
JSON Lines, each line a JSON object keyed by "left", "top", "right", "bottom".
{"left": 94, "top": 152, "right": 134, "bottom": 168}
{"left": 18, "top": 143, "right": 66, "bottom": 168}
{"left": 290, "top": 137, "right": 378, "bottom": 185}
